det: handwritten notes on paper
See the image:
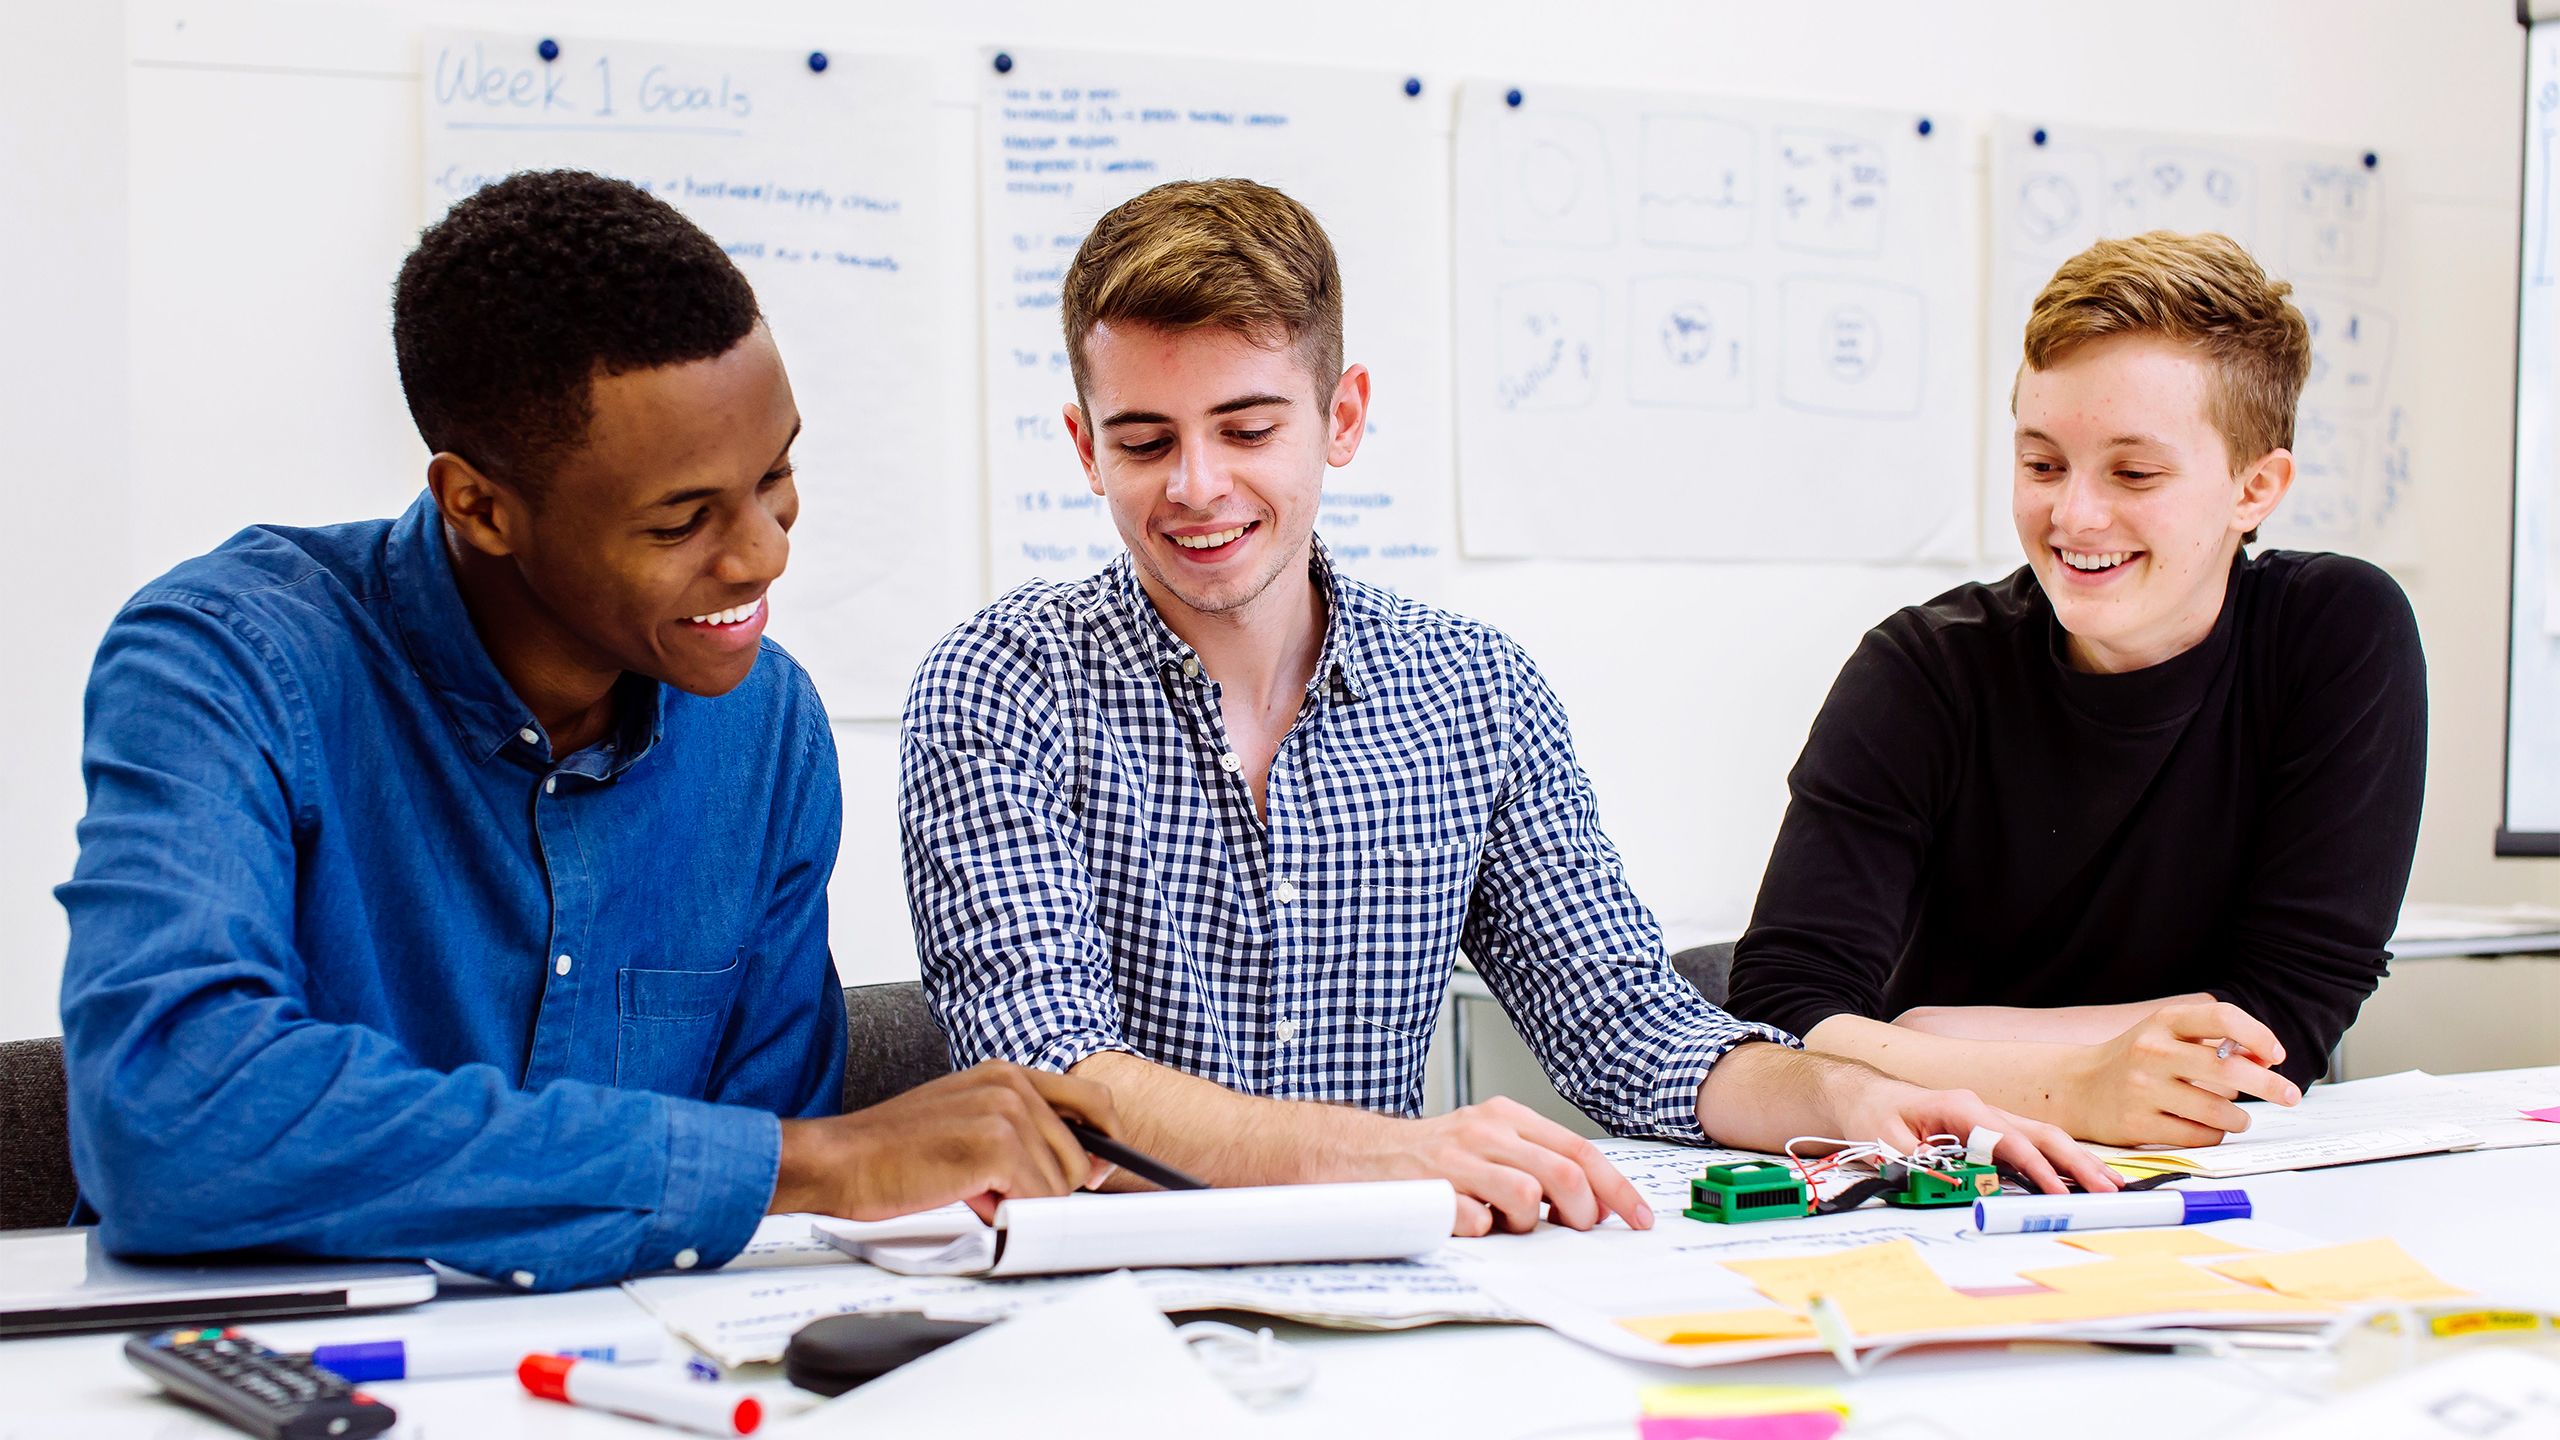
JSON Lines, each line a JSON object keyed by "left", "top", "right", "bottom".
{"left": 980, "top": 48, "right": 1455, "bottom": 596}
{"left": 421, "top": 32, "right": 972, "bottom": 718}
{"left": 1988, "top": 121, "right": 2413, "bottom": 562}
{"left": 1453, "top": 82, "right": 1979, "bottom": 562}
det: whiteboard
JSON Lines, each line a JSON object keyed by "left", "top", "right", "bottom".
{"left": 1985, "top": 119, "right": 2413, "bottom": 564}
{"left": 421, "top": 29, "right": 978, "bottom": 720}
{"left": 978, "top": 46, "right": 1456, "bottom": 598}
{"left": 1450, "top": 80, "right": 1980, "bottom": 563}
{"left": 2504, "top": 21, "right": 2560, "bottom": 851}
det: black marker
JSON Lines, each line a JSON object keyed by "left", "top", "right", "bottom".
{"left": 1064, "top": 1118, "right": 1208, "bottom": 1192}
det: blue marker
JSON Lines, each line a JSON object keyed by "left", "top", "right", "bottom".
{"left": 306, "top": 1329, "right": 664, "bottom": 1383}
{"left": 1974, "top": 1188, "right": 2250, "bottom": 1234}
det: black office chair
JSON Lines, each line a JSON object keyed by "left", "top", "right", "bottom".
{"left": 1669, "top": 941, "right": 1736, "bottom": 1009}
{"left": 840, "top": 981, "right": 955, "bottom": 1112}
{"left": 0, "top": 1035, "right": 77, "bottom": 1231}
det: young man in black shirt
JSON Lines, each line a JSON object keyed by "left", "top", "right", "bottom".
{"left": 1727, "top": 231, "right": 2426, "bottom": 1149}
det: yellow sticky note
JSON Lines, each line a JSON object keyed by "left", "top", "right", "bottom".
{"left": 1641, "top": 1384, "right": 1847, "bottom": 1419}
{"left": 2055, "top": 1229, "right": 2260, "bottom": 1260}
{"left": 1722, "top": 1240, "right": 1956, "bottom": 1310}
{"left": 1620, "top": 1309, "right": 1820, "bottom": 1345}
{"left": 2209, "top": 1238, "right": 2472, "bottom": 1304}
{"left": 2018, "top": 1256, "right": 2258, "bottom": 1296}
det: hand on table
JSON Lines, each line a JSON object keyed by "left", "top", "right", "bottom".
{"left": 1812, "top": 1060, "right": 2123, "bottom": 1194}
{"left": 772, "top": 1060, "right": 1123, "bottom": 1222}
{"left": 1351, "top": 1096, "right": 1651, "bottom": 1236}
{"left": 2065, "top": 1000, "right": 2300, "bottom": 1147}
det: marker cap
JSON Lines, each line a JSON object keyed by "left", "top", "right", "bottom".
{"left": 2178, "top": 1188, "right": 2252, "bottom": 1224}
{"left": 519, "top": 1353, "right": 574, "bottom": 1401}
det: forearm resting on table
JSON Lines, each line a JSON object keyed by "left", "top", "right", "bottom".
{"left": 1068, "top": 1050, "right": 1388, "bottom": 1187}
{"left": 1799, "top": 1013, "right": 2089, "bottom": 1125}
{"left": 1890, "top": 993, "right": 2213, "bottom": 1046}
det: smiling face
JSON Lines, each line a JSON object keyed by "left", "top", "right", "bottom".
{"left": 2012, "top": 332, "right": 2291, "bottom": 674}
{"left": 1065, "top": 320, "right": 1365, "bottom": 629}
{"left": 493, "top": 323, "right": 802, "bottom": 697}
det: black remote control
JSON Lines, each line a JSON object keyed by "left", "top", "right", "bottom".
{"left": 124, "top": 1327, "right": 397, "bottom": 1439}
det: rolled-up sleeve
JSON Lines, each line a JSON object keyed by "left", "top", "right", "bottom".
{"left": 900, "top": 619, "right": 1130, "bottom": 1076}
{"left": 1460, "top": 637, "right": 1796, "bottom": 1143}
{"left": 58, "top": 596, "right": 776, "bottom": 1290}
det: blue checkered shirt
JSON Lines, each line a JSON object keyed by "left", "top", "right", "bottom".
{"left": 899, "top": 541, "right": 1796, "bottom": 1141}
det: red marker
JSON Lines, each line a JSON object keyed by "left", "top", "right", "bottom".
{"left": 518, "top": 1354, "right": 761, "bottom": 1435}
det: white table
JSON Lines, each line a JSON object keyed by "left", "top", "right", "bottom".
{"left": 6, "top": 1079, "right": 2557, "bottom": 1439}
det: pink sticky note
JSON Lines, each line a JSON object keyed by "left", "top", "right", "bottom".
{"left": 1640, "top": 1414, "right": 1845, "bottom": 1440}
{"left": 2524, "top": 1104, "right": 2560, "bottom": 1124}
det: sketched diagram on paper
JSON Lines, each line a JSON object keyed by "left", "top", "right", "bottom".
{"left": 1628, "top": 274, "right": 1751, "bottom": 409}
{"left": 2008, "top": 142, "right": 2102, "bottom": 258}
{"left": 2114, "top": 146, "right": 2258, "bottom": 239}
{"left": 1495, "top": 278, "right": 1602, "bottom": 411}
{"left": 2284, "top": 161, "right": 2384, "bottom": 282}
{"left": 1498, "top": 110, "right": 1616, "bottom": 249}
{"left": 1773, "top": 127, "right": 1887, "bottom": 256}
{"left": 2297, "top": 292, "right": 2398, "bottom": 417}
{"left": 1779, "top": 276, "right": 1924, "bottom": 416}
{"left": 1637, "top": 114, "right": 1754, "bottom": 250}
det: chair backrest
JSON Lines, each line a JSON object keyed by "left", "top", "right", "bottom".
{"left": 842, "top": 981, "right": 955, "bottom": 1113}
{"left": 0, "top": 1035, "right": 77, "bottom": 1230}
{"left": 1669, "top": 942, "right": 1737, "bottom": 1010}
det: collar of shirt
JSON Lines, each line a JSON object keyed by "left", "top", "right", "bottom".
{"left": 1087, "top": 534, "right": 1382, "bottom": 705}
{"left": 380, "top": 492, "right": 665, "bottom": 779}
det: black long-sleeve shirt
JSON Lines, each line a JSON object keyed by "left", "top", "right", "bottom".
{"left": 1727, "top": 550, "right": 2426, "bottom": 1087}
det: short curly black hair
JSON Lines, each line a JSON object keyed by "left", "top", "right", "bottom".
{"left": 392, "top": 169, "right": 761, "bottom": 494}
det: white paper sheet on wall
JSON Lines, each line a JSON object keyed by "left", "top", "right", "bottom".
{"left": 1451, "top": 82, "right": 1981, "bottom": 563}
{"left": 1987, "top": 120, "right": 2414, "bottom": 566}
{"left": 978, "top": 47, "right": 1456, "bottom": 598}
{"left": 419, "top": 31, "right": 976, "bottom": 719}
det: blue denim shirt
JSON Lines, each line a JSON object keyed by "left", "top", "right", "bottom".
{"left": 57, "top": 493, "right": 845, "bottom": 1291}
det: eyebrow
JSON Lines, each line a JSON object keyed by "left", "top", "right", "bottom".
{"left": 1101, "top": 393, "right": 1296, "bottom": 428}
{"left": 644, "top": 419, "right": 802, "bottom": 509}
{"left": 2015, "top": 426, "right": 2171, "bottom": 450}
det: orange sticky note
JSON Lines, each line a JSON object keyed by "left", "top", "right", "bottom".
{"left": 2208, "top": 1238, "right": 2471, "bottom": 1304}
{"left": 2055, "top": 1229, "right": 2260, "bottom": 1260}
{"left": 2017, "top": 1256, "right": 2261, "bottom": 1296}
{"left": 1620, "top": 1309, "right": 1821, "bottom": 1345}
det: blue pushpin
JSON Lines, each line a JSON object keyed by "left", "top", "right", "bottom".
{"left": 1916, "top": 116, "right": 1933, "bottom": 137}
{"left": 993, "top": 51, "right": 1014, "bottom": 74}
{"left": 2031, "top": 127, "right": 2048, "bottom": 147}
{"left": 2362, "top": 151, "right": 2378, "bottom": 169}
{"left": 807, "top": 51, "right": 828, "bottom": 74}
{"left": 1505, "top": 87, "right": 1523, "bottom": 108}
{"left": 1403, "top": 76, "right": 1422, "bottom": 98}
{"left": 536, "top": 37, "right": 559, "bottom": 62}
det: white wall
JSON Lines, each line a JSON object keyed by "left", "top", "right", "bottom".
{"left": 2, "top": 0, "right": 2553, "bottom": 1057}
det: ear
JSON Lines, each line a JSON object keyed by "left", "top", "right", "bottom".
{"left": 1324, "top": 364, "right": 1371, "bottom": 469}
{"left": 1063, "top": 401, "right": 1104, "bottom": 497}
{"left": 2232, "top": 448, "right": 2294, "bottom": 538}
{"left": 426, "top": 452, "right": 529, "bottom": 559}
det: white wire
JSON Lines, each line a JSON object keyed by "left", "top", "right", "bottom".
{"left": 1175, "top": 1320, "right": 1314, "bottom": 1409}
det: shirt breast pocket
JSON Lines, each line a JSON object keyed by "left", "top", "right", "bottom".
{"left": 615, "top": 950, "right": 747, "bottom": 1099}
{"left": 1351, "top": 841, "right": 1477, "bottom": 1041}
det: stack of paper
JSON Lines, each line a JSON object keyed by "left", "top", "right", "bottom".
{"left": 2095, "top": 1069, "right": 2560, "bottom": 1178}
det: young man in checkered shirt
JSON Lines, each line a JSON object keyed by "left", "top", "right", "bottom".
{"left": 901, "top": 179, "right": 2114, "bottom": 1234}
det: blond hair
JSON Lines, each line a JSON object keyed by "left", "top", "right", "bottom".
{"left": 2022, "top": 231, "right": 2312, "bottom": 474}
{"left": 1061, "top": 178, "right": 1344, "bottom": 406}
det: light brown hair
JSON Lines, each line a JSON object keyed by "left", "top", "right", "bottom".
{"left": 2021, "top": 230, "right": 2312, "bottom": 475}
{"left": 1060, "top": 178, "right": 1344, "bottom": 407}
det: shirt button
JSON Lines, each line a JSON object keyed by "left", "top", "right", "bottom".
{"left": 510, "top": 1270, "right": 536, "bottom": 1289}
{"left": 1274, "top": 880, "right": 1299, "bottom": 904}
{"left": 1218, "top": 752, "right": 1241, "bottom": 773}
{"left": 1182, "top": 657, "right": 1201, "bottom": 678}
{"left": 555, "top": 954, "right": 573, "bottom": 976}
{"left": 543, "top": 776, "right": 557, "bottom": 795}
{"left": 1276, "top": 1017, "right": 1300, "bottom": 1045}
{"left": 517, "top": 727, "right": 539, "bottom": 745}
{"left": 673, "top": 1248, "right": 700, "bottom": 1270}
